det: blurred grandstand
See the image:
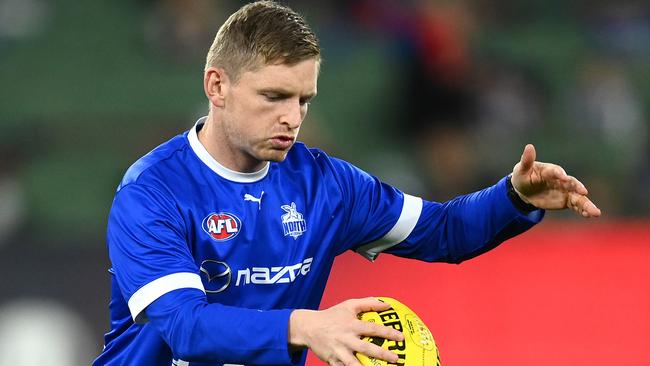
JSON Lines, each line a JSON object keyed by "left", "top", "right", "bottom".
{"left": 0, "top": 0, "right": 647, "bottom": 364}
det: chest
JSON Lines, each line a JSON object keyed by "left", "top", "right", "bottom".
{"left": 177, "top": 177, "right": 341, "bottom": 305}
{"left": 188, "top": 182, "right": 316, "bottom": 254}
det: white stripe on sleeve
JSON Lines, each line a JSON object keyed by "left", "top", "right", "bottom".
{"left": 128, "top": 272, "right": 205, "bottom": 323}
{"left": 356, "top": 194, "right": 423, "bottom": 261}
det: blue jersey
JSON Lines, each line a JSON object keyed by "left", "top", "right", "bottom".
{"left": 93, "top": 118, "right": 543, "bottom": 366}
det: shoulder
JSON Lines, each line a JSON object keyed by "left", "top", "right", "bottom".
{"left": 282, "top": 142, "right": 375, "bottom": 192}
{"left": 118, "top": 131, "right": 190, "bottom": 190}
{"left": 110, "top": 133, "right": 190, "bottom": 223}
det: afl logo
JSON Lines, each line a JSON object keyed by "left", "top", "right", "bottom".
{"left": 202, "top": 212, "right": 241, "bottom": 241}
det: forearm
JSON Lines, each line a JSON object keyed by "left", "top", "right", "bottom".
{"left": 146, "top": 289, "right": 299, "bottom": 365}
{"left": 388, "top": 176, "right": 544, "bottom": 263}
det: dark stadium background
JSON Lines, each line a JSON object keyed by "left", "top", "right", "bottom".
{"left": 0, "top": 0, "right": 647, "bottom": 364}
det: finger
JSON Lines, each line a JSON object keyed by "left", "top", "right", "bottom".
{"left": 356, "top": 320, "right": 404, "bottom": 341}
{"left": 564, "top": 175, "right": 588, "bottom": 195}
{"left": 338, "top": 352, "right": 364, "bottom": 366}
{"left": 568, "top": 193, "right": 601, "bottom": 218}
{"left": 543, "top": 167, "right": 592, "bottom": 198}
{"left": 552, "top": 173, "right": 586, "bottom": 194}
{"left": 349, "top": 297, "right": 392, "bottom": 314}
{"left": 567, "top": 192, "right": 586, "bottom": 211}
{"left": 519, "top": 144, "right": 536, "bottom": 173}
{"left": 543, "top": 165, "right": 587, "bottom": 193}
{"left": 541, "top": 164, "right": 568, "bottom": 181}
{"left": 354, "top": 338, "right": 400, "bottom": 363}
{"left": 584, "top": 199, "right": 602, "bottom": 217}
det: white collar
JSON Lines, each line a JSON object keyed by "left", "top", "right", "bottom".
{"left": 187, "top": 117, "right": 269, "bottom": 183}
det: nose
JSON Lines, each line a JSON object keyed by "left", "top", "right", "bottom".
{"left": 280, "top": 99, "right": 304, "bottom": 129}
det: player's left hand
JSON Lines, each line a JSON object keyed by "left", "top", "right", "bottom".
{"left": 511, "top": 144, "right": 601, "bottom": 218}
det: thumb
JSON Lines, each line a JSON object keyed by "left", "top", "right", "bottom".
{"left": 518, "top": 144, "right": 536, "bottom": 174}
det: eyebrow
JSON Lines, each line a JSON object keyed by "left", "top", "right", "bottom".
{"left": 259, "top": 88, "right": 317, "bottom": 99}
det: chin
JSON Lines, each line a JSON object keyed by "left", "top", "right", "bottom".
{"left": 253, "top": 151, "right": 283, "bottom": 163}
{"left": 267, "top": 154, "right": 289, "bottom": 163}
{"left": 254, "top": 145, "right": 293, "bottom": 163}
{"left": 265, "top": 150, "right": 291, "bottom": 163}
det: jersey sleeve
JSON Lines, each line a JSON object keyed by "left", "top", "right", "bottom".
{"left": 328, "top": 157, "right": 423, "bottom": 255}
{"left": 107, "top": 183, "right": 204, "bottom": 323}
{"left": 382, "top": 176, "right": 544, "bottom": 263}
{"left": 328, "top": 157, "right": 543, "bottom": 262}
{"left": 145, "top": 289, "right": 300, "bottom": 365}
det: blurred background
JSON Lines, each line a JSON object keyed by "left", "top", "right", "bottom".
{"left": 0, "top": 0, "right": 647, "bottom": 365}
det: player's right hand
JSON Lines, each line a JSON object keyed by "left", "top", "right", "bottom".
{"left": 288, "top": 298, "right": 404, "bottom": 366}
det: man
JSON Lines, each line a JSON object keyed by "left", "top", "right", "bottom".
{"left": 93, "top": 2, "right": 600, "bottom": 366}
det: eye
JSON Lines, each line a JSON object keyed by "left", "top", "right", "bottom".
{"left": 299, "top": 97, "right": 313, "bottom": 107}
{"left": 262, "top": 92, "right": 286, "bottom": 102}
{"left": 263, "top": 93, "right": 279, "bottom": 101}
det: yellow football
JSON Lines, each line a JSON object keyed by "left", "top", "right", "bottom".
{"left": 357, "top": 297, "right": 441, "bottom": 366}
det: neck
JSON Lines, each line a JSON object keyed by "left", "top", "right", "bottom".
{"left": 198, "top": 112, "right": 266, "bottom": 173}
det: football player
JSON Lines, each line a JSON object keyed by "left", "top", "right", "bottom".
{"left": 92, "top": 2, "right": 600, "bottom": 366}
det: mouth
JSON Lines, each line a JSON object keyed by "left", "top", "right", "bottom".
{"left": 270, "top": 135, "right": 295, "bottom": 149}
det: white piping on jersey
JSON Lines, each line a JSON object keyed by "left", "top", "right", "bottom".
{"left": 188, "top": 117, "right": 270, "bottom": 183}
{"left": 356, "top": 193, "right": 423, "bottom": 261}
{"left": 173, "top": 359, "right": 244, "bottom": 365}
{"left": 128, "top": 272, "right": 205, "bottom": 324}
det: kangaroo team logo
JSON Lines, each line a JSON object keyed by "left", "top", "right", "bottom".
{"left": 202, "top": 212, "right": 241, "bottom": 241}
{"left": 281, "top": 202, "right": 307, "bottom": 239}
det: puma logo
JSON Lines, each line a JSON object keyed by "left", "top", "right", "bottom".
{"left": 244, "top": 191, "right": 264, "bottom": 210}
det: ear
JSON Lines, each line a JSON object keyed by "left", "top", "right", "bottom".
{"left": 204, "top": 67, "right": 229, "bottom": 108}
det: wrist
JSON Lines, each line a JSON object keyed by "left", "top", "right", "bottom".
{"left": 506, "top": 175, "right": 537, "bottom": 213}
{"left": 288, "top": 309, "right": 315, "bottom": 349}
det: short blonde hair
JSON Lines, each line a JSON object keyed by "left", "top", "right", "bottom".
{"left": 205, "top": 1, "right": 320, "bottom": 81}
